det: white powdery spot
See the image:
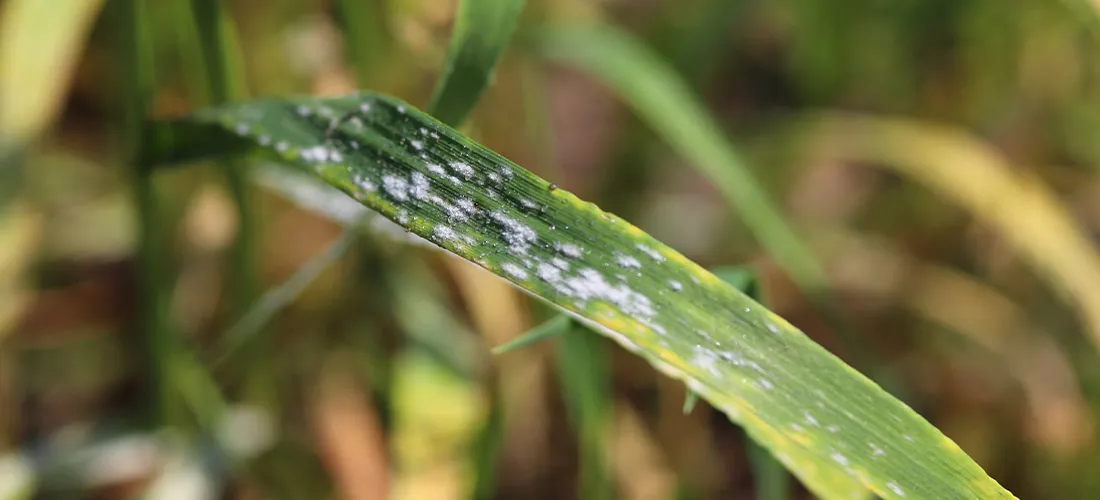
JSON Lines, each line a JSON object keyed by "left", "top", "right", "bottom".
{"left": 635, "top": 243, "right": 665, "bottom": 262}
{"left": 830, "top": 453, "right": 849, "bottom": 467}
{"left": 409, "top": 171, "right": 431, "bottom": 200}
{"left": 826, "top": 425, "right": 840, "bottom": 433}
{"left": 488, "top": 172, "right": 503, "bottom": 183}
{"left": 804, "top": 411, "right": 819, "bottom": 427}
{"left": 299, "top": 145, "right": 338, "bottom": 163}
{"left": 536, "top": 262, "right": 562, "bottom": 282}
{"left": 520, "top": 198, "right": 538, "bottom": 210}
{"left": 903, "top": 434, "right": 914, "bottom": 443}
{"left": 449, "top": 161, "right": 475, "bottom": 179}
{"left": 275, "top": 141, "right": 289, "bottom": 153}
{"left": 766, "top": 322, "right": 780, "bottom": 334}
{"left": 669, "top": 280, "right": 683, "bottom": 292}
{"left": 490, "top": 211, "right": 537, "bottom": 254}
{"left": 756, "top": 379, "right": 774, "bottom": 390}
{"left": 383, "top": 175, "right": 410, "bottom": 202}
{"left": 359, "top": 103, "right": 371, "bottom": 113}
{"left": 410, "top": 139, "right": 424, "bottom": 150}
{"left": 397, "top": 105, "right": 406, "bottom": 114}
{"left": 615, "top": 253, "right": 642, "bottom": 269}
{"left": 395, "top": 210, "right": 410, "bottom": 224}
{"left": 502, "top": 263, "right": 528, "bottom": 280}
{"left": 439, "top": 196, "right": 476, "bottom": 224}
{"left": 433, "top": 225, "right": 459, "bottom": 242}
{"left": 499, "top": 166, "right": 514, "bottom": 179}
{"left": 426, "top": 163, "right": 446, "bottom": 176}
{"left": 296, "top": 105, "right": 311, "bottom": 116}
{"left": 348, "top": 116, "right": 365, "bottom": 130}
{"left": 790, "top": 423, "right": 804, "bottom": 432}
{"left": 419, "top": 127, "right": 428, "bottom": 134}
{"left": 556, "top": 268, "right": 655, "bottom": 318}
{"left": 257, "top": 135, "right": 271, "bottom": 146}
{"left": 869, "top": 442, "right": 885, "bottom": 457}
{"left": 886, "top": 481, "right": 905, "bottom": 497}
{"left": 551, "top": 257, "right": 570, "bottom": 270}
{"left": 690, "top": 345, "right": 721, "bottom": 376}
{"left": 555, "top": 242, "right": 583, "bottom": 258}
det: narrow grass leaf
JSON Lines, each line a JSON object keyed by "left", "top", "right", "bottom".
{"left": 427, "top": 0, "right": 527, "bottom": 126}
{"left": 208, "top": 225, "right": 363, "bottom": 366}
{"left": 492, "top": 314, "right": 571, "bottom": 355}
{"left": 536, "top": 24, "right": 827, "bottom": 291}
{"left": 681, "top": 391, "right": 699, "bottom": 415}
{"left": 805, "top": 113, "right": 1100, "bottom": 357}
{"left": 0, "top": 0, "right": 105, "bottom": 144}
{"left": 142, "top": 92, "right": 1015, "bottom": 500}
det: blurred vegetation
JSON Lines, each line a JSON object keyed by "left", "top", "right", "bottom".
{"left": 3, "top": 0, "right": 1100, "bottom": 498}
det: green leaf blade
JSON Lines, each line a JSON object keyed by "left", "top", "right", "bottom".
{"left": 149, "top": 92, "right": 1014, "bottom": 500}
{"left": 427, "top": 0, "right": 526, "bottom": 126}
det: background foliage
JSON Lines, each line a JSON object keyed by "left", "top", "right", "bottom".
{"left": 3, "top": 0, "right": 1100, "bottom": 498}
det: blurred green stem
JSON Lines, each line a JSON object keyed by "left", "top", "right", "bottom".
{"left": 117, "top": 0, "right": 174, "bottom": 428}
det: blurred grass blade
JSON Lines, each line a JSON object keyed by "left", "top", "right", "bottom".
{"left": 536, "top": 24, "right": 827, "bottom": 291}
{"left": 427, "top": 0, "right": 527, "bottom": 126}
{"left": 491, "top": 314, "right": 570, "bottom": 355}
{"left": 555, "top": 322, "right": 614, "bottom": 500}
{"left": 806, "top": 113, "right": 1100, "bottom": 355}
{"left": 0, "top": 0, "right": 105, "bottom": 144}
{"left": 681, "top": 391, "right": 698, "bottom": 415}
{"left": 142, "top": 92, "right": 1015, "bottom": 500}
{"left": 208, "top": 226, "right": 363, "bottom": 366}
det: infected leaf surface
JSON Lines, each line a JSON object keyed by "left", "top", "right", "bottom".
{"left": 145, "top": 92, "right": 1014, "bottom": 500}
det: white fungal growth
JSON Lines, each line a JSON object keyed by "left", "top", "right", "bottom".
{"left": 756, "top": 379, "right": 774, "bottom": 390}
{"left": 410, "top": 139, "right": 424, "bottom": 150}
{"left": 235, "top": 123, "right": 250, "bottom": 135}
{"left": 449, "top": 161, "right": 475, "bottom": 179}
{"left": 690, "top": 345, "right": 720, "bottom": 376}
{"left": 296, "top": 105, "right": 311, "bottom": 116}
{"left": 830, "top": 453, "right": 849, "bottom": 467}
{"left": 409, "top": 172, "right": 431, "bottom": 201}
{"left": 490, "top": 211, "right": 537, "bottom": 254}
{"left": 669, "top": 280, "right": 683, "bottom": 292}
{"left": 359, "top": 103, "right": 371, "bottom": 113}
{"left": 555, "top": 242, "right": 583, "bottom": 258}
{"left": 870, "top": 443, "right": 885, "bottom": 457}
{"left": 275, "top": 141, "right": 289, "bottom": 153}
{"left": 426, "top": 163, "right": 446, "bottom": 176}
{"left": 886, "top": 482, "right": 905, "bottom": 496}
{"left": 520, "top": 198, "right": 538, "bottom": 210}
{"left": 551, "top": 257, "right": 570, "bottom": 270}
{"left": 615, "top": 253, "right": 642, "bottom": 269}
{"left": 382, "top": 175, "right": 410, "bottom": 201}
{"left": 766, "top": 322, "right": 780, "bottom": 334}
{"left": 397, "top": 105, "right": 406, "bottom": 114}
{"left": 502, "top": 263, "right": 528, "bottom": 280}
{"left": 826, "top": 425, "right": 840, "bottom": 433}
{"left": 395, "top": 210, "right": 410, "bottom": 224}
{"left": 488, "top": 172, "right": 502, "bottom": 183}
{"left": 498, "top": 166, "right": 514, "bottom": 179}
{"left": 555, "top": 268, "right": 655, "bottom": 318}
{"left": 537, "top": 262, "right": 562, "bottom": 282}
{"left": 433, "top": 225, "right": 458, "bottom": 242}
{"left": 804, "top": 411, "right": 819, "bottom": 427}
{"left": 635, "top": 243, "right": 665, "bottom": 262}
{"left": 257, "top": 135, "right": 271, "bottom": 146}
{"left": 299, "top": 146, "right": 341, "bottom": 163}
